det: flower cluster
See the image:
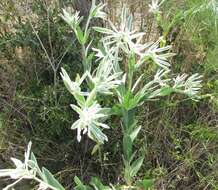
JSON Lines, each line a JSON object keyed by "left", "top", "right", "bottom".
{"left": 94, "top": 8, "right": 175, "bottom": 71}
{"left": 60, "top": 58, "right": 123, "bottom": 143}
{"left": 0, "top": 142, "right": 35, "bottom": 187}
{"left": 173, "top": 73, "right": 202, "bottom": 96}
{"left": 90, "top": 0, "right": 107, "bottom": 19}
{"left": 149, "top": 0, "right": 165, "bottom": 14}
{"left": 61, "top": 9, "right": 82, "bottom": 30}
{"left": 71, "top": 102, "right": 109, "bottom": 143}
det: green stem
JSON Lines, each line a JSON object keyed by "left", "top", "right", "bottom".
{"left": 122, "top": 108, "right": 136, "bottom": 185}
{"left": 81, "top": 44, "right": 87, "bottom": 71}
{"left": 53, "top": 70, "right": 58, "bottom": 105}
{"left": 81, "top": 15, "right": 92, "bottom": 72}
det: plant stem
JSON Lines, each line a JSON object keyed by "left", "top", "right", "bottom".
{"left": 122, "top": 108, "right": 135, "bottom": 185}
{"left": 81, "top": 15, "right": 92, "bottom": 72}
{"left": 53, "top": 70, "right": 58, "bottom": 105}
{"left": 81, "top": 44, "right": 87, "bottom": 71}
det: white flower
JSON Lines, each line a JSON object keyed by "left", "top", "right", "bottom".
{"left": 94, "top": 7, "right": 145, "bottom": 55}
{"left": 93, "top": 72, "right": 123, "bottom": 95}
{"left": 0, "top": 143, "right": 65, "bottom": 190}
{"left": 61, "top": 9, "right": 83, "bottom": 30}
{"left": 0, "top": 142, "right": 37, "bottom": 190}
{"left": 208, "top": 0, "right": 218, "bottom": 16}
{"left": 92, "top": 47, "right": 105, "bottom": 61}
{"left": 92, "top": 43, "right": 118, "bottom": 62}
{"left": 149, "top": 0, "right": 165, "bottom": 14}
{"left": 184, "top": 74, "right": 202, "bottom": 96}
{"left": 173, "top": 73, "right": 203, "bottom": 96}
{"left": 90, "top": 0, "right": 107, "bottom": 19}
{"left": 70, "top": 102, "right": 109, "bottom": 143}
{"left": 154, "top": 69, "right": 170, "bottom": 86}
{"left": 60, "top": 68, "right": 88, "bottom": 96}
{"left": 142, "top": 38, "right": 175, "bottom": 69}
{"left": 93, "top": 42, "right": 123, "bottom": 73}
{"left": 94, "top": 8, "right": 174, "bottom": 70}
{"left": 173, "top": 73, "right": 187, "bottom": 88}
{"left": 91, "top": 59, "right": 123, "bottom": 95}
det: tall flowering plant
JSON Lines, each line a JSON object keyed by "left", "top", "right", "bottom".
{"left": 0, "top": 0, "right": 202, "bottom": 189}
{"left": 60, "top": 0, "right": 202, "bottom": 187}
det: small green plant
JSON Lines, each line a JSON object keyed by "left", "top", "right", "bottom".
{"left": 0, "top": 142, "right": 65, "bottom": 190}
{"left": 0, "top": 0, "right": 203, "bottom": 189}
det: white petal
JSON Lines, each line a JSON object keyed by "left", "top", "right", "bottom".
{"left": 0, "top": 169, "right": 16, "bottom": 177}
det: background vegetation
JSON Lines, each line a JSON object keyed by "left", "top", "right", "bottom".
{"left": 0, "top": 0, "right": 217, "bottom": 189}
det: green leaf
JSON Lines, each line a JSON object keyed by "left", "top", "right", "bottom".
{"left": 90, "top": 5, "right": 99, "bottom": 18}
{"left": 74, "top": 176, "right": 92, "bottom": 190}
{"left": 111, "top": 104, "right": 122, "bottom": 116}
{"left": 90, "top": 125, "right": 108, "bottom": 144}
{"left": 90, "top": 177, "right": 112, "bottom": 190}
{"left": 75, "top": 26, "right": 85, "bottom": 45}
{"left": 93, "top": 27, "right": 113, "bottom": 34}
{"left": 158, "top": 87, "right": 174, "bottom": 96}
{"left": 74, "top": 176, "right": 84, "bottom": 186}
{"left": 30, "top": 153, "right": 44, "bottom": 179}
{"left": 91, "top": 143, "right": 100, "bottom": 155}
{"left": 85, "top": 52, "right": 95, "bottom": 72}
{"left": 74, "top": 93, "right": 86, "bottom": 107}
{"left": 42, "top": 167, "right": 65, "bottom": 190}
{"left": 122, "top": 108, "right": 135, "bottom": 130}
{"left": 84, "top": 28, "right": 91, "bottom": 44}
{"left": 130, "top": 156, "right": 144, "bottom": 177}
{"left": 136, "top": 179, "right": 154, "bottom": 190}
{"left": 123, "top": 135, "right": 132, "bottom": 161}
{"left": 130, "top": 126, "right": 141, "bottom": 142}
{"left": 122, "top": 91, "right": 134, "bottom": 110}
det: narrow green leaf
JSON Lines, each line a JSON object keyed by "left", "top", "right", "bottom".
{"left": 91, "top": 143, "right": 100, "bottom": 155}
{"left": 75, "top": 26, "right": 85, "bottom": 45}
{"left": 158, "top": 87, "right": 174, "bottom": 96}
{"left": 90, "top": 125, "right": 108, "bottom": 144}
{"left": 85, "top": 52, "right": 95, "bottom": 72}
{"left": 130, "top": 126, "right": 141, "bottom": 142}
{"left": 74, "top": 94, "right": 86, "bottom": 107}
{"left": 123, "top": 135, "right": 132, "bottom": 161}
{"left": 93, "top": 27, "right": 113, "bottom": 34}
{"left": 130, "top": 156, "right": 144, "bottom": 177}
{"left": 122, "top": 108, "right": 135, "bottom": 129}
{"left": 90, "top": 177, "right": 112, "bottom": 190}
{"left": 84, "top": 28, "right": 91, "bottom": 44}
{"left": 42, "top": 167, "right": 65, "bottom": 190}
{"left": 74, "top": 176, "right": 82, "bottom": 185}
{"left": 30, "top": 153, "right": 44, "bottom": 179}
{"left": 74, "top": 176, "right": 91, "bottom": 190}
